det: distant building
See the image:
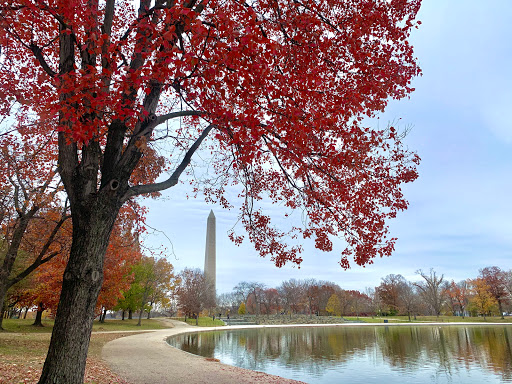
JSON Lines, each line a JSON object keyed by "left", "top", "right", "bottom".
{"left": 204, "top": 210, "right": 216, "bottom": 292}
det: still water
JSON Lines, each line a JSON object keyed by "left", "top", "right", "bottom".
{"left": 167, "top": 325, "right": 512, "bottom": 383}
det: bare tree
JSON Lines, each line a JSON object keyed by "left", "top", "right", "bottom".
{"left": 414, "top": 269, "right": 446, "bottom": 317}
{"left": 246, "top": 282, "right": 266, "bottom": 316}
{"left": 400, "top": 281, "right": 419, "bottom": 321}
{"left": 346, "top": 290, "right": 371, "bottom": 318}
{"left": 217, "top": 292, "right": 238, "bottom": 315}
{"left": 304, "top": 279, "right": 320, "bottom": 317}
{"left": 338, "top": 289, "right": 353, "bottom": 316}
{"left": 261, "top": 288, "right": 280, "bottom": 315}
{"left": 233, "top": 281, "right": 265, "bottom": 315}
{"left": 278, "top": 279, "right": 307, "bottom": 315}
{"left": 233, "top": 281, "right": 253, "bottom": 306}
{"left": 505, "top": 270, "right": 512, "bottom": 294}
{"left": 365, "top": 287, "right": 382, "bottom": 317}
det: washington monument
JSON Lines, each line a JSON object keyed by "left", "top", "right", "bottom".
{"left": 204, "top": 210, "right": 216, "bottom": 291}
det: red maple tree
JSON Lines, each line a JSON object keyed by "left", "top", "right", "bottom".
{"left": 0, "top": 0, "right": 422, "bottom": 382}
{"left": 479, "top": 266, "right": 508, "bottom": 319}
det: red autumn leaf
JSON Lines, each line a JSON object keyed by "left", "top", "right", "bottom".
{"left": 0, "top": 0, "right": 422, "bottom": 380}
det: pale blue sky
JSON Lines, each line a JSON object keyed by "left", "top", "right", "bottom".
{"left": 144, "top": 1, "right": 512, "bottom": 293}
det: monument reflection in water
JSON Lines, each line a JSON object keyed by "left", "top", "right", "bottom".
{"left": 168, "top": 325, "right": 512, "bottom": 383}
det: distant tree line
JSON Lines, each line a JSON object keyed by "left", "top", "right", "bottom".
{"left": 5, "top": 256, "right": 511, "bottom": 324}
{"left": 216, "top": 266, "right": 512, "bottom": 319}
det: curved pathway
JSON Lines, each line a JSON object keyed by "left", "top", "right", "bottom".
{"left": 102, "top": 319, "right": 306, "bottom": 384}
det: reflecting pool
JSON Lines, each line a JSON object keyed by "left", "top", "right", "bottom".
{"left": 167, "top": 325, "right": 512, "bottom": 383}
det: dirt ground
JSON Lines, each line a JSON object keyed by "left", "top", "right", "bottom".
{"left": 0, "top": 331, "right": 142, "bottom": 383}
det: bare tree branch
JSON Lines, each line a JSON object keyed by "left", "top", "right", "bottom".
{"left": 121, "top": 124, "right": 215, "bottom": 201}
{"left": 154, "top": 110, "right": 203, "bottom": 127}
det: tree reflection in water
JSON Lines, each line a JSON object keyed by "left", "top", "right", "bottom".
{"left": 168, "top": 326, "right": 512, "bottom": 383}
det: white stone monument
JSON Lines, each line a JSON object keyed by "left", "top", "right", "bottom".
{"left": 204, "top": 210, "right": 216, "bottom": 291}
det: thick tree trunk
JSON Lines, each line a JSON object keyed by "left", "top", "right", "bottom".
{"left": 33, "top": 304, "right": 45, "bottom": 327}
{"left": 147, "top": 309, "right": 151, "bottom": 319}
{"left": 121, "top": 310, "right": 125, "bottom": 320}
{"left": 38, "top": 201, "right": 118, "bottom": 384}
{"left": 23, "top": 307, "right": 28, "bottom": 319}
{"left": 100, "top": 308, "right": 107, "bottom": 323}
{"left": 128, "top": 309, "right": 133, "bottom": 319}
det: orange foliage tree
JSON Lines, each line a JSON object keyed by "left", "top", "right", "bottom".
{"left": 469, "top": 278, "right": 497, "bottom": 319}
{"left": 24, "top": 248, "right": 69, "bottom": 326}
{"left": 445, "top": 280, "right": 470, "bottom": 318}
{"left": 96, "top": 208, "right": 144, "bottom": 322}
{"left": 18, "top": 206, "right": 145, "bottom": 325}
{"left": 0, "top": 0, "right": 422, "bottom": 381}
{"left": 0, "top": 133, "right": 70, "bottom": 330}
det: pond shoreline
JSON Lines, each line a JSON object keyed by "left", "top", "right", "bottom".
{"left": 102, "top": 319, "right": 512, "bottom": 384}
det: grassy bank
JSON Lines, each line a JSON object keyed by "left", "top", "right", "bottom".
{"left": 0, "top": 318, "right": 173, "bottom": 334}
{"left": 171, "top": 317, "right": 225, "bottom": 327}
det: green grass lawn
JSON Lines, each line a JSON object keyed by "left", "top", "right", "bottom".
{"left": 0, "top": 317, "right": 172, "bottom": 333}
{"left": 343, "top": 316, "right": 397, "bottom": 323}
{"left": 171, "top": 317, "right": 225, "bottom": 327}
{"left": 343, "top": 315, "right": 512, "bottom": 323}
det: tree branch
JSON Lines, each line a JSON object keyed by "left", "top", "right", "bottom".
{"left": 1, "top": 206, "right": 39, "bottom": 280}
{"left": 121, "top": 124, "right": 215, "bottom": 202}
{"left": 154, "top": 110, "right": 203, "bottom": 128}
{"left": 57, "top": 17, "right": 79, "bottom": 201}
{"left": 7, "top": 210, "right": 70, "bottom": 288}
{"left": 29, "top": 43, "right": 57, "bottom": 77}
{"left": 102, "top": 0, "right": 116, "bottom": 36}
{"left": 57, "top": 132, "right": 79, "bottom": 203}
{"left": 8, "top": 252, "right": 58, "bottom": 288}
